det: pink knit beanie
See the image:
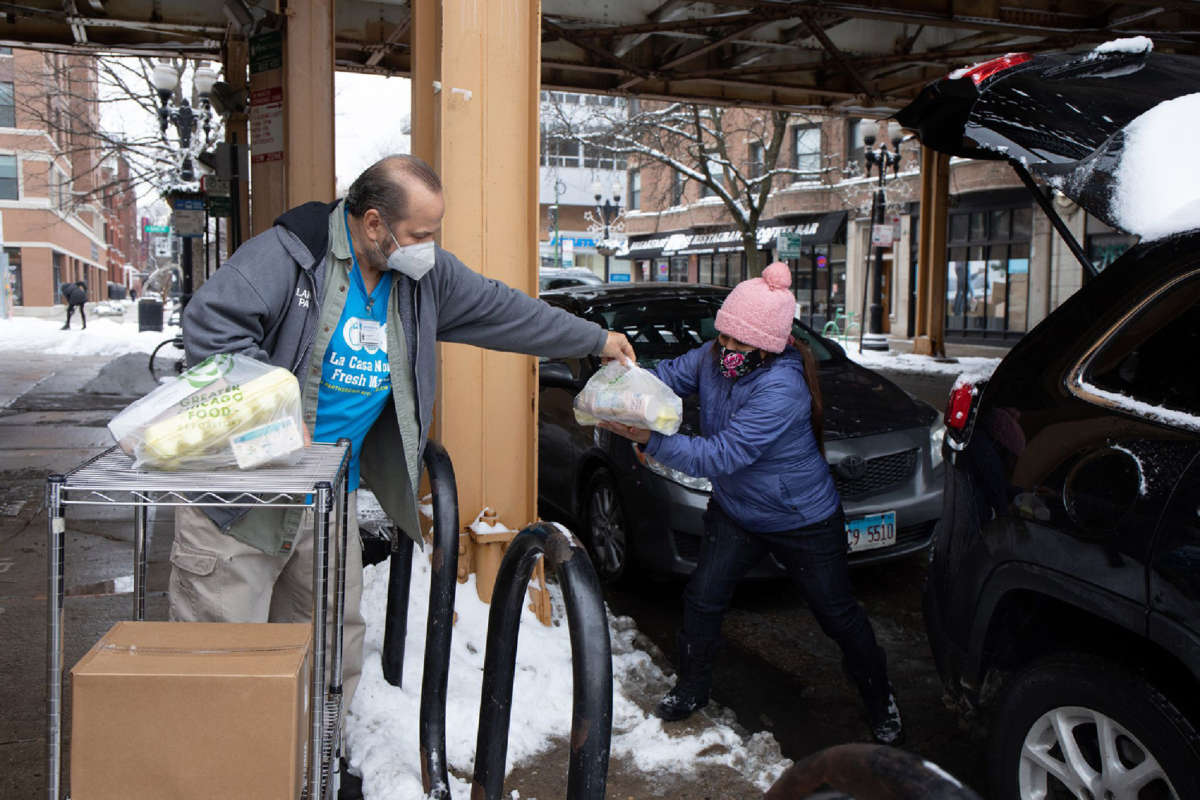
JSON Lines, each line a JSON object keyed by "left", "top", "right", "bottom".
{"left": 714, "top": 262, "right": 794, "bottom": 353}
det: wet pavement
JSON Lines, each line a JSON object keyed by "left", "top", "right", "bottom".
{"left": 599, "top": 365, "right": 987, "bottom": 796}
{"left": 1, "top": 348, "right": 979, "bottom": 799}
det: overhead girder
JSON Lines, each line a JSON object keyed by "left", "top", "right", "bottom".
{"left": 0, "top": 0, "right": 1196, "bottom": 111}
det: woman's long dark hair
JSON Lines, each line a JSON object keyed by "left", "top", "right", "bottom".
{"left": 712, "top": 337, "right": 825, "bottom": 455}
{"left": 791, "top": 338, "right": 825, "bottom": 456}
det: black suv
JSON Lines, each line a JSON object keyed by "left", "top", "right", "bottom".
{"left": 899, "top": 46, "right": 1200, "bottom": 798}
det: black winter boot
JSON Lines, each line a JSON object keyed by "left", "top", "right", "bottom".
{"left": 844, "top": 652, "right": 904, "bottom": 745}
{"left": 655, "top": 633, "right": 719, "bottom": 722}
{"left": 869, "top": 687, "right": 904, "bottom": 746}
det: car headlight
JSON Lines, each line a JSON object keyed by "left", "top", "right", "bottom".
{"left": 929, "top": 419, "right": 946, "bottom": 470}
{"left": 632, "top": 443, "right": 712, "bottom": 492}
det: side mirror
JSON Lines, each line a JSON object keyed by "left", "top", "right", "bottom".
{"left": 539, "top": 361, "right": 580, "bottom": 392}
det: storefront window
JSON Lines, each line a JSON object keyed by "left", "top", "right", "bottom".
{"left": 789, "top": 243, "right": 847, "bottom": 330}
{"left": 945, "top": 200, "right": 1032, "bottom": 340}
{"left": 669, "top": 256, "right": 689, "bottom": 282}
{"left": 698, "top": 254, "right": 713, "bottom": 284}
{"left": 712, "top": 253, "right": 727, "bottom": 286}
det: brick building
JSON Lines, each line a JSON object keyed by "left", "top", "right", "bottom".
{"left": 621, "top": 107, "right": 1133, "bottom": 348}
{"left": 0, "top": 48, "right": 142, "bottom": 307}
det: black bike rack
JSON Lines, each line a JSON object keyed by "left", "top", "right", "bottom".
{"left": 381, "top": 440, "right": 460, "bottom": 799}
{"left": 381, "top": 451, "right": 612, "bottom": 799}
{"left": 471, "top": 523, "right": 613, "bottom": 800}
{"left": 764, "top": 743, "right": 982, "bottom": 800}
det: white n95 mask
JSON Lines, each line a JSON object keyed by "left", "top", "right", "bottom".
{"left": 385, "top": 238, "right": 437, "bottom": 281}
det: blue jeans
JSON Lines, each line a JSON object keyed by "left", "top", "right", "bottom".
{"left": 683, "top": 501, "right": 889, "bottom": 702}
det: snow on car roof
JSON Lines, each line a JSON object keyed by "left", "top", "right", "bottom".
{"left": 1112, "top": 92, "right": 1200, "bottom": 241}
{"left": 1090, "top": 36, "right": 1154, "bottom": 57}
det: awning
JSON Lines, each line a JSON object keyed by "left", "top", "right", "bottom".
{"left": 760, "top": 211, "right": 847, "bottom": 247}
{"left": 619, "top": 232, "right": 690, "bottom": 259}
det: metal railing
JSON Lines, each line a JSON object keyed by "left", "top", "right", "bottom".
{"left": 381, "top": 440, "right": 460, "bottom": 799}
{"left": 763, "top": 743, "right": 982, "bottom": 800}
{"left": 380, "top": 449, "right": 612, "bottom": 799}
{"left": 471, "top": 523, "right": 612, "bottom": 800}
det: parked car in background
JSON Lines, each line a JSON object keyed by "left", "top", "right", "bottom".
{"left": 538, "top": 267, "right": 604, "bottom": 293}
{"left": 898, "top": 44, "right": 1200, "bottom": 799}
{"left": 537, "top": 283, "right": 945, "bottom": 581}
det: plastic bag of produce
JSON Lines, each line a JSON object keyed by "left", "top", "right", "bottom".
{"left": 108, "top": 353, "right": 305, "bottom": 471}
{"left": 573, "top": 361, "right": 682, "bottom": 435}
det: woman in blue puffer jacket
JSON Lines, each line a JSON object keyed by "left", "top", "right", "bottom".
{"left": 601, "top": 262, "right": 902, "bottom": 744}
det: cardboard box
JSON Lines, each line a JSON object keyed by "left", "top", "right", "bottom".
{"left": 71, "top": 621, "right": 311, "bottom": 800}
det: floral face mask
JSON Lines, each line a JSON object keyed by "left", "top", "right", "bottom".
{"left": 719, "top": 346, "right": 764, "bottom": 379}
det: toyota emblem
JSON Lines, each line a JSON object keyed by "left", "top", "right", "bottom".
{"left": 837, "top": 454, "right": 868, "bottom": 481}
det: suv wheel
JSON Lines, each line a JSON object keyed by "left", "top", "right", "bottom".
{"left": 584, "top": 468, "right": 628, "bottom": 583}
{"left": 988, "top": 653, "right": 1200, "bottom": 800}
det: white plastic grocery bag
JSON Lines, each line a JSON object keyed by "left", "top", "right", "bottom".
{"left": 108, "top": 353, "right": 305, "bottom": 471}
{"left": 573, "top": 361, "right": 682, "bottom": 435}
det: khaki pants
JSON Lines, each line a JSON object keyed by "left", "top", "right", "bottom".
{"left": 168, "top": 495, "right": 365, "bottom": 720}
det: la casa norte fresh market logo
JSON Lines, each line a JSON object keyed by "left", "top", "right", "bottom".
{"left": 341, "top": 318, "right": 388, "bottom": 354}
{"left": 182, "top": 353, "right": 235, "bottom": 388}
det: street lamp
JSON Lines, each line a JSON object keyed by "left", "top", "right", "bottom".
{"left": 586, "top": 179, "right": 624, "bottom": 281}
{"left": 150, "top": 60, "right": 219, "bottom": 309}
{"left": 860, "top": 120, "right": 903, "bottom": 352}
{"left": 151, "top": 60, "right": 218, "bottom": 184}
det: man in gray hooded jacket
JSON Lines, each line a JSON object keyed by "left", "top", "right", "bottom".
{"left": 170, "top": 155, "right": 633, "bottom": 727}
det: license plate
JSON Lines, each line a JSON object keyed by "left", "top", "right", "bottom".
{"left": 846, "top": 511, "right": 897, "bottom": 553}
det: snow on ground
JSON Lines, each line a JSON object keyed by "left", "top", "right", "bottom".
{"left": 346, "top": 498, "right": 789, "bottom": 799}
{"left": 0, "top": 310, "right": 179, "bottom": 357}
{"left": 840, "top": 343, "right": 1002, "bottom": 380}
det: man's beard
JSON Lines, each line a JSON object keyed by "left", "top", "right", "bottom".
{"left": 365, "top": 243, "right": 389, "bottom": 271}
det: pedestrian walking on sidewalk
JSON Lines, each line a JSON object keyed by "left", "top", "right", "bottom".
{"left": 600, "top": 262, "right": 903, "bottom": 745}
{"left": 60, "top": 280, "right": 87, "bottom": 329}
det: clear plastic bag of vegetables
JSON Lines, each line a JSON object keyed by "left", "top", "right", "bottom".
{"left": 108, "top": 353, "right": 306, "bottom": 471}
{"left": 573, "top": 360, "right": 682, "bottom": 435}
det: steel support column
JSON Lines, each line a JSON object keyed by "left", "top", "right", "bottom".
{"left": 414, "top": 0, "right": 542, "bottom": 603}
{"left": 912, "top": 146, "right": 949, "bottom": 357}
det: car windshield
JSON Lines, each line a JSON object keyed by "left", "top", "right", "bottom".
{"left": 592, "top": 296, "right": 836, "bottom": 367}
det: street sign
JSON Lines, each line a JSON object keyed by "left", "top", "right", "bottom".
{"left": 202, "top": 177, "right": 230, "bottom": 197}
{"left": 249, "top": 31, "right": 283, "bottom": 74}
{"left": 609, "top": 273, "right": 631, "bottom": 283}
{"left": 871, "top": 224, "right": 894, "bottom": 248}
{"left": 250, "top": 87, "right": 285, "bottom": 163}
{"left": 777, "top": 231, "right": 805, "bottom": 259}
{"left": 172, "top": 211, "right": 204, "bottom": 237}
{"left": 144, "top": 224, "right": 170, "bottom": 234}
{"left": 154, "top": 238, "right": 172, "bottom": 258}
{"left": 170, "top": 192, "right": 206, "bottom": 238}
{"left": 207, "top": 195, "right": 233, "bottom": 218}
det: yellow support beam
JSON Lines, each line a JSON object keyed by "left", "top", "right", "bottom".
{"left": 912, "top": 146, "right": 950, "bottom": 357}
{"left": 246, "top": 0, "right": 335, "bottom": 235}
{"left": 283, "top": 0, "right": 336, "bottom": 208}
{"left": 414, "top": 0, "right": 542, "bottom": 603}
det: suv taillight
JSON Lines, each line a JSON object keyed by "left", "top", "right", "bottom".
{"left": 958, "top": 52, "right": 1032, "bottom": 85}
{"left": 946, "top": 383, "right": 974, "bottom": 431}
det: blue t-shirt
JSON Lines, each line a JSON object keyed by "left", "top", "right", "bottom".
{"left": 314, "top": 225, "right": 394, "bottom": 491}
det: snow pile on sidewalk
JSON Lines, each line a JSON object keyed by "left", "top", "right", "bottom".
{"left": 346, "top": 518, "right": 789, "bottom": 799}
{"left": 842, "top": 345, "right": 1001, "bottom": 379}
{"left": 0, "top": 315, "right": 179, "bottom": 357}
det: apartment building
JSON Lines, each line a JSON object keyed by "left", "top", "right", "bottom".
{"left": 0, "top": 48, "right": 142, "bottom": 307}
{"left": 621, "top": 106, "right": 1133, "bottom": 348}
{"left": 539, "top": 91, "right": 629, "bottom": 279}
